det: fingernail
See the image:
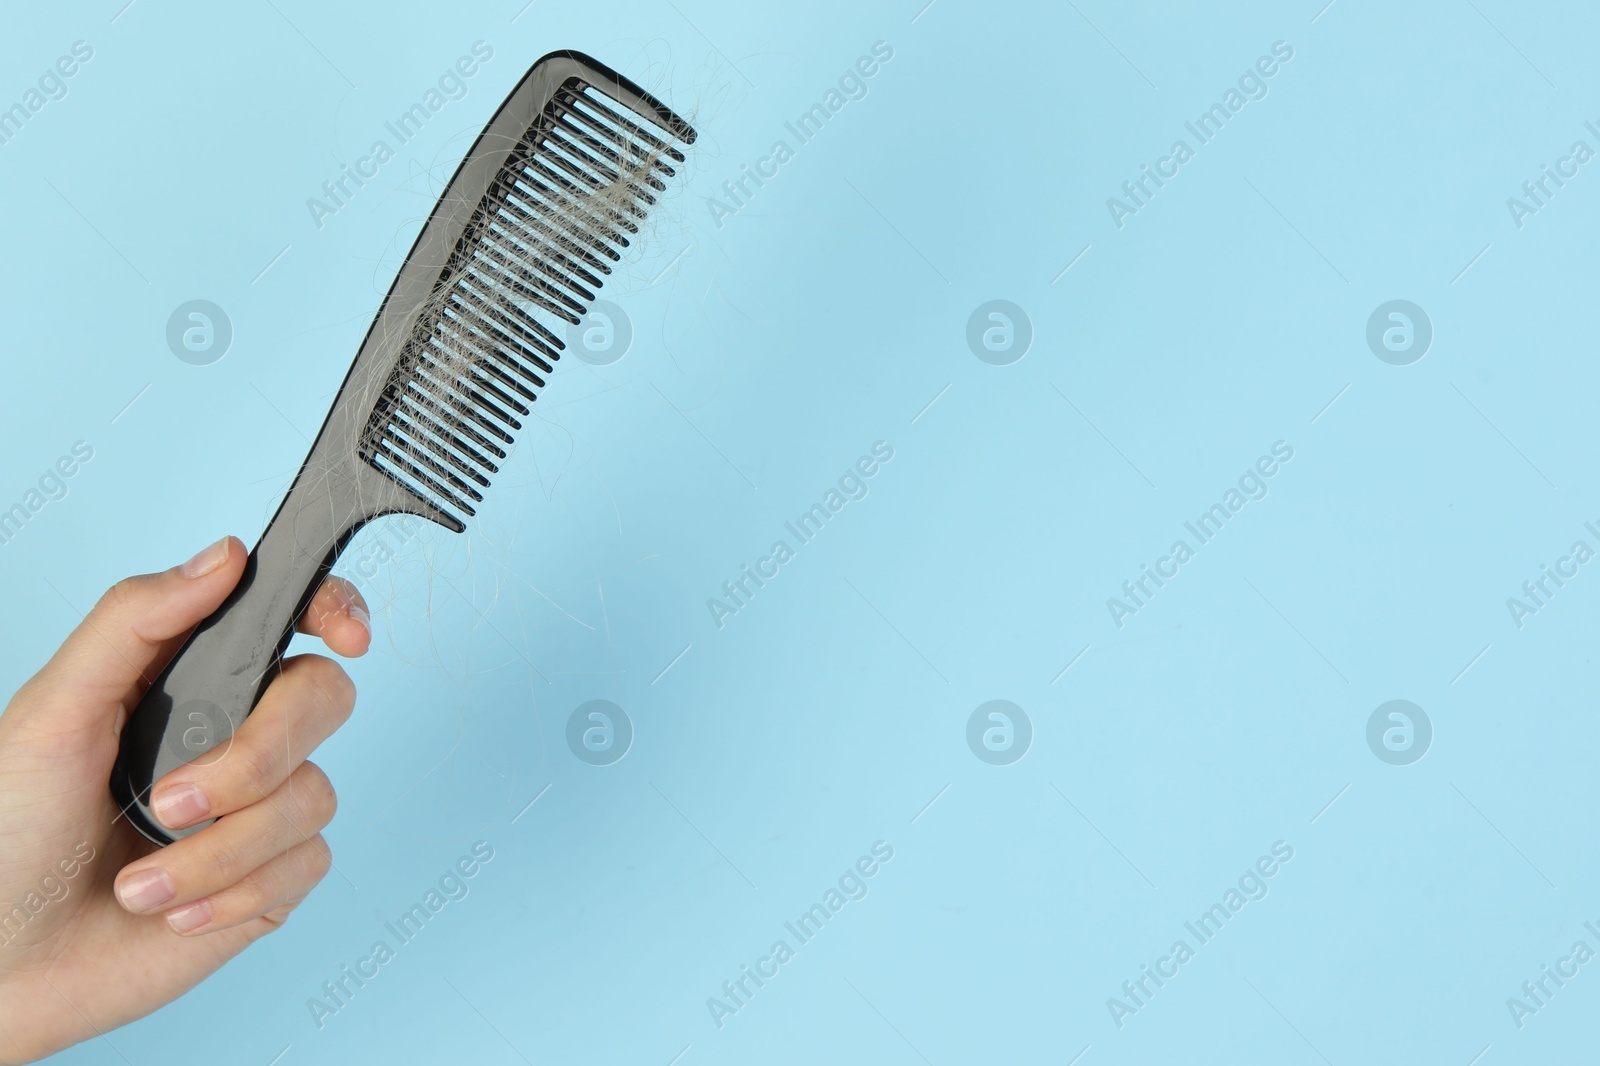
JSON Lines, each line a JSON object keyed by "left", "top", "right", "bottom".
{"left": 152, "top": 783, "right": 209, "bottom": 828}
{"left": 181, "top": 537, "right": 230, "bottom": 579}
{"left": 349, "top": 605, "right": 371, "bottom": 636}
{"left": 166, "top": 900, "right": 213, "bottom": 934}
{"left": 118, "top": 868, "right": 175, "bottom": 913}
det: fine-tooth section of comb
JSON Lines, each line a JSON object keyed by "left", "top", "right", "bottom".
{"left": 359, "top": 76, "right": 694, "bottom": 528}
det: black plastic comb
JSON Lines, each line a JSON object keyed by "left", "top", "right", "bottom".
{"left": 111, "top": 50, "right": 695, "bottom": 845}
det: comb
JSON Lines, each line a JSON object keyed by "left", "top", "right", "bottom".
{"left": 111, "top": 50, "right": 695, "bottom": 845}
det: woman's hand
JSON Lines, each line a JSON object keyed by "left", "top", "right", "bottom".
{"left": 0, "top": 536, "right": 369, "bottom": 1064}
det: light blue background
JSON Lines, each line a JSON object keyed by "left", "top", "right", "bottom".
{"left": 3, "top": 0, "right": 1598, "bottom": 1062}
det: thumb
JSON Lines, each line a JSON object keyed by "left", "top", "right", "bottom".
{"left": 21, "top": 537, "right": 247, "bottom": 736}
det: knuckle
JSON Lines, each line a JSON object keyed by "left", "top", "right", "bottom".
{"left": 299, "top": 656, "right": 356, "bottom": 719}
{"left": 249, "top": 907, "right": 294, "bottom": 938}
{"left": 293, "top": 763, "right": 338, "bottom": 826}
{"left": 305, "top": 837, "right": 334, "bottom": 881}
{"left": 199, "top": 836, "right": 246, "bottom": 883}
{"left": 97, "top": 576, "right": 141, "bottom": 615}
{"left": 235, "top": 742, "right": 281, "bottom": 796}
{"left": 259, "top": 840, "right": 332, "bottom": 917}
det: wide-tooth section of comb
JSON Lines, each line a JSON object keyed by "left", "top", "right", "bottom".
{"left": 359, "top": 80, "right": 689, "bottom": 526}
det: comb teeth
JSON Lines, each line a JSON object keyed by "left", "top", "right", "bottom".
{"left": 359, "top": 81, "right": 689, "bottom": 525}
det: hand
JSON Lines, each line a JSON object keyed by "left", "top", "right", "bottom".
{"left": 0, "top": 536, "right": 370, "bottom": 1064}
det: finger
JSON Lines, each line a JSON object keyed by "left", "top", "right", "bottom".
{"left": 24, "top": 536, "right": 246, "bottom": 730}
{"left": 295, "top": 576, "right": 371, "bottom": 658}
{"left": 162, "top": 835, "right": 333, "bottom": 936}
{"left": 148, "top": 654, "right": 353, "bottom": 830}
{"left": 114, "top": 761, "right": 336, "bottom": 916}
